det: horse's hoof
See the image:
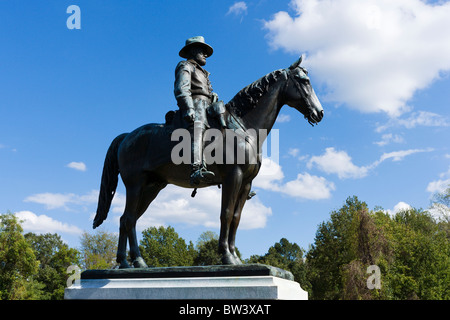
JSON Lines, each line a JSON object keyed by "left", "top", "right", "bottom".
{"left": 133, "top": 257, "right": 148, "bottom": 268}
{"left": 221, "top": 252, "right": 241, "bottom": 265}
{"left": 118, "top": 260, "right": 131, "bottom": 269}
{"left": 221, "top": 253, "right": 234, "bottom": 265}
{"left": 233, "top": 255, "right": 243, "bottom": 265}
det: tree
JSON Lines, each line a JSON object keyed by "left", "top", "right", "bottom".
{"left": 306, "top": 196, "right": 371, "bottom": 299}
{"left": 305, "top": 196, "right": 450, "bottom": 300}
{"left": 305, "top": 196, "right": 394, "bottom": 299}
{"left": 430, "top": 185, "right": 450, "bottom": 239}
{"left": 80, "top": 230, "right": 118, "bottom": 269}
{"left": 340, "top": 208, "right": 391, "bottom": 300}
{"left": 25, "top": 233, "right": 81, "bottom": 300}
{"left": 194, "top": 231, "right": 239, "bottom": 266}
{"left": 0, "top": 213, "right": 40, "bottom": 300}
{"left": 139, "top": 226, "right": 196, "bottom": 267}
{"left": 196, "top": 230, "right": 218, "bottom": 249}
{"left": 386, "top": 208, "right": 450, "bottom": 299}
{"left": 248, "top": 238, "right": 309, "bottom": 292}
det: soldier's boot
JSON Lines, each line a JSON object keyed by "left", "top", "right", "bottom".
{"left": 190, "top": 121, "right": 215, "bottom": 185}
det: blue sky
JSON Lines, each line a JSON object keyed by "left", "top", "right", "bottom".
{"left": 1, "top": 0, "right": 449, "bottom": 260}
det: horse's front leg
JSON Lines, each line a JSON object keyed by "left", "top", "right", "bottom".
{"left": 228, "top": 181, "right": 251, "bottom": 265}
{"left": 219, "top": 166, "right": 243, "bottom": 265}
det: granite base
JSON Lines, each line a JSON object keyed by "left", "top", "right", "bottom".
{"left": 64, "top": 264, "right": 308, "bottom": 300}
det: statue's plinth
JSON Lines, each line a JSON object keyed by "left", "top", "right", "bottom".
{"left": 64, "top": 264, "right": 308, "bottom": 300}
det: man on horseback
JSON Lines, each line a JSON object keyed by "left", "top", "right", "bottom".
{"left": 174, "top": 36, "right": 219, "bottom": 185}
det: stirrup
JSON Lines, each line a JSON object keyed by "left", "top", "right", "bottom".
{"left": 190, "top": 167, "right": 215, "bottom": 185}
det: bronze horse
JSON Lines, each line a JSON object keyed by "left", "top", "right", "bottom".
{"left": 93, "top": 56, "right": 323, "bottom": 268}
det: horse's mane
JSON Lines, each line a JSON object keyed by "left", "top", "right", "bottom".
{"left": 226, "top": 68, "right": 288, "bottom": 117}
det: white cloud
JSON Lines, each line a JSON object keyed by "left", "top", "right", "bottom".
{"left": 374, "top": 133, "right": 404, "bottom": 147}
{"left": 240, "top": 199, "right": 273, "bottom": 229}
{"left": 281, "top": 173, "right": 335, "bottom": 200}
{"left": 394, "top": 202, "right": 412, "bottom": 213}
{"left": 308, "top": 147, "right": 369, "bottom": 179}
{"left": 427, "top": 166, "right": 450, "bottom": 194}
{"left": 15, "top": 210, "right": 82, "bottom": 235}
{"left": 427, "top": 179, "right": 450, "bottom": 194}
{"left": 110, "top": 186, "right": 272, "bottom": 231}
{"left": 377, "top": 148, "right": 432, "bottom": 163}
{"left": 0, "top": 144, "right": 17, "bottom": 152}
{"left": 307, "top": 147, "right": 432, "bottom": 179}
{"left": 427, "top": 166, "right": 450, "bottom": 220}
{"left": 428, "top": 203, "right": 449, "bottom": 221}
{"left": 264, "top": 0, "right": 450, "bottom": 117}
{"left": 67, "top": 161, "right": 87, "bottom": 172}
{"left": 24, "top": 190, "right": 98, "bottom": 210}
{"left": 385, "top": 201, "right": 412, "bottom": 217}
{"left": 24, "top": 186, "right": 271, "bottom": 231}
{"left": 396, "top": 111, "right": 449, "bottom": 129}
{"left": 276, "top": 114, "right": 291, "bottom": 123}
{"left": 253, "top": 157, "right": 335, "bottom": 200}
{"left": 24, "top": 193, "right": 78, "bottom": 210}
{"left": 288, "top": 148, "right": 300, "bottom": 157}
{"left": 252, "top": 157, "right": 285, "bottom": 189}
{"left": 376, "top": 111, "right": 449, "bottom": 132}
{"left": 227, "top": 2, "right": 248, "bottom": 16}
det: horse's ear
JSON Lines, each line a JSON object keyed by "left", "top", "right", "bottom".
{"left": 289, "top": 55, "right": 303, "bottom": 70}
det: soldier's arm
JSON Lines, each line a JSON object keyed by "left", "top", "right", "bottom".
{"left": 174, "top": 61, "right": 195, "bottom": 123}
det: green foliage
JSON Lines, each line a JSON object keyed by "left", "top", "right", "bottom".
{"left": 2, "top": 190, "right": 449, "bottom": 300}
{"left": 194, "top": 231, "right": 222, "bottom": 266}
{"left": 25, "top": 233, "right": 81, "bottom": 300}
{"left": 192, "top": 231, "right": 242, "bottom": 265}
{"left": 139, "top": 226, "right": 196, "bottom": 267}
{"left": 247, "top": 238, "right": 310, "bottom": 292}
{"left": 430, "top": 186, "right": 450, "bottom": 239}
{"left": 305, "top": 196, "right": 450, "bottom": 300}
{"left": 79, "top": 230, "right": 118, "bottom": 269}
{"left": 0, "top": 213, "right": 39, "bottom": 300}
{"left": 386, "top": 208, "right": 450, "bottom": 299}
{"left": 306, "top": 196, "right": 376, "bottom": 299}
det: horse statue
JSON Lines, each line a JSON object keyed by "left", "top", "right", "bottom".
{"left": 93, "top": 56, "right": 324, "bottom": 268}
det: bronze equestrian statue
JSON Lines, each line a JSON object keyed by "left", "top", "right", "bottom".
{"left": 174, "top": 36, "right": 221, "bottom": 185}
{"left": 93, "top": 36, "right": 324, "bottom": 268}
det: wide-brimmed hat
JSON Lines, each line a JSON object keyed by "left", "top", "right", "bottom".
{"left": 179, "top": 36, "right": 214, "bottom": 59}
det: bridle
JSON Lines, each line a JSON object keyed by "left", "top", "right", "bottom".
{"left": 283, "top": 67, "right": 317, "bottom": 127}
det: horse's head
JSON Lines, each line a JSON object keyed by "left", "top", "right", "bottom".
{"left": 284, "top": 56, "right": 323, "bottom": 126}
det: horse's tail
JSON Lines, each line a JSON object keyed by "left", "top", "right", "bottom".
{"left": 93, "top": 133, "right": 128, "bottom": 229}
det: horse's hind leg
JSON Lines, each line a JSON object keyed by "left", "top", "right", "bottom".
{"left": 122, "top": 181, "right": 166, "bottom": 268}
{"left": 117, "top": 207, "right": 134, "bottom": 268}
{"left": 116, "top": 181, "right": 149, "bottom": 268}
{"left": 117, "top": 187, "right": 144, "bottom": 269}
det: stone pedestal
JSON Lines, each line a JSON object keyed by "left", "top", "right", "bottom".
{"left": 64, "top": 264, "right": 308, "bottom": 300}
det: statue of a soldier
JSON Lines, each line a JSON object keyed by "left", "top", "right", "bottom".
{"left": 174, "top": 36, "right": 221, "bottom": 185}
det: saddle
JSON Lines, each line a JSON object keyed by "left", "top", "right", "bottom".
{"left": 165, "top": 101, "right": 227, "bottom": 130}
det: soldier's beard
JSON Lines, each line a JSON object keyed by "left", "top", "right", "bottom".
{"left": 195, "top": 57, "right": 206, "bottom": 66}
{"left": 193, "top": 52, "right": 206, "bottom": 66}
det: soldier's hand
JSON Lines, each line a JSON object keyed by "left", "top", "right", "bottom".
{"left": 184, "top": 111, "right": 194, "bottom": 123}
{"left": 212, "top": 92, "right": 219, "bottom": 103}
